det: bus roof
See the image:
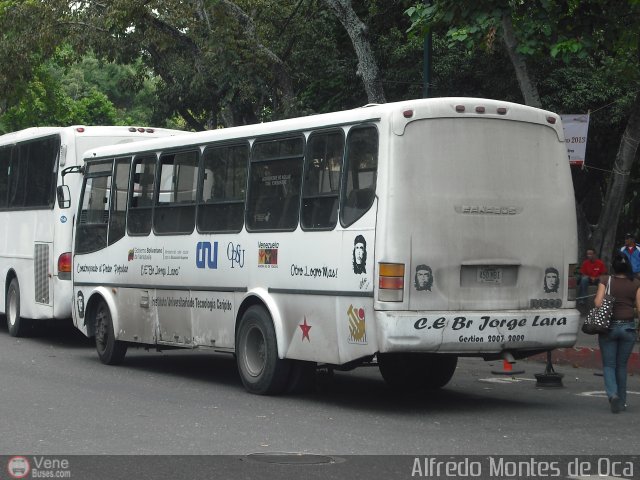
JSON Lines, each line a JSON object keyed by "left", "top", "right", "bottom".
{"left": 82, "top": 98, "right": 564, "bottom": 160}
{"left": 0, "top": 125, "right": 187, "bottom": 146}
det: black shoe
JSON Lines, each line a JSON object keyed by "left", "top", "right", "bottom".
{"left": 611, "top": 395, "right": 622, "bottom": 413}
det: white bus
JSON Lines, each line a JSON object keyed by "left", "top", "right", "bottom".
{"left": 71, "top": 98, "right": 580, "bottom": 395}
{"left": 0, "top": 125, "right": 188, "bottom": 337}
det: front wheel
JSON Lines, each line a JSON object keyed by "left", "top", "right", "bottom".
{"left": 6, "top": 278, "right": 30, "bottom": 337}
{"left": 236, "top": 306, "right": 291, "bottom": 395}
{"left": 378, "top": 353, "right": 457, "bottom": 391}
{"left": 94, "top": 300, "right": 127, "bottom": 365}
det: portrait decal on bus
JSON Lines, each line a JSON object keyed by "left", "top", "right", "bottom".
{"left": 77, "top": 290, "right": 85, "bottom": 320}
{"left": 414, "top": 264, "right": 434, "bottom": 292}
{"left": 352, "top": 235, "right": 367, "bottom": 274}
{"left": 543, "top": 267, "right": 560, "bottom": 293}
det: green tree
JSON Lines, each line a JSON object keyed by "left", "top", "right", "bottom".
{"left": 407, "top": 0, "right": 640, "bottom": 262}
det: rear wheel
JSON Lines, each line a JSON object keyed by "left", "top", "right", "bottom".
{"left": 286, "top": 360, "right": 317, "bottom": 394}
{"left": 94, "top": 300, "right": 127, "bottom": 365}
{"left": 378, "top": 353, "right": 457, "bottom": 391}
{"left": 236, "top": 305, "right": 291, "bottom": 395}
{"left": 6, "top": 278, "right": 30, "bottom": 337}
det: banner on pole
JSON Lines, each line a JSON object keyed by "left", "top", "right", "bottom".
{"left": 561, "top": 114, "right": 590, "bottom": 166}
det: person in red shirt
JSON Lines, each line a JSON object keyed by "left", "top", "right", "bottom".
{"left": 578, "top": 248, "right": 607, "bottom": 304}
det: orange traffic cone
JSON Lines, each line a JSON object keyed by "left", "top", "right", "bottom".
{"left": 491, "top": 359, "right": 524, "bottom": 375}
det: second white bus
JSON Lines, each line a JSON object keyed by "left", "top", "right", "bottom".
{"left": 0, "top": 125, "right": 188, "bottom": 336}
{"left": 70, "top": 98, "right": 580, "bottom": 394}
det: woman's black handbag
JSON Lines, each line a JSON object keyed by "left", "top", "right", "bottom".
{"left": 582, "top": 277, "right": 613, "bottom": 335}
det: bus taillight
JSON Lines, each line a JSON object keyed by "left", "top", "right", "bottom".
{"left": 58, "top": 253, "right": 72, "bottom": 280}
{"left": 567, "top": 263, "right": 577, "bottom": 301}
{"left": 378, "top": 263, "right": 405, "bottom": 302}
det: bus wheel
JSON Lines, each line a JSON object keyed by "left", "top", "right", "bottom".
{"left": 6, "top": 278, "right": 30, "bottom": 337}
{"left": 94, "top": 300, "right": 127, "bottom": 365}
{"left": 286, "top": 360, "right": 317, "bottom": 394}
{"left": 378, "top": 353, "right": 457, "bottom": 391}
{"left": 236, "top": 306, "right": 291, "bottom": 395}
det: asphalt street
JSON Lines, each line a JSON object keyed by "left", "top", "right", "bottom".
{"left": 1, "top": 320, "right": 638, "bottom": 459}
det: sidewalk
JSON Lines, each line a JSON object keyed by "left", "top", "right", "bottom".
{"left": 524, "top": 308, "right": 640, "bottom": 374}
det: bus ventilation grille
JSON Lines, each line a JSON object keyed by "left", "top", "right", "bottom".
{"left": 34, "top": 243, "right": 50, "bottom": 305}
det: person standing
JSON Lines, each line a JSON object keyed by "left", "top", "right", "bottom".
{"left": 593, "top": 253, "right": 640, "bottom": 413}
{"left": 620, "top": 233, "right": 640, "bottom": 279}
{"left": 578, "top": 248, "right": 607, "bottom": 305}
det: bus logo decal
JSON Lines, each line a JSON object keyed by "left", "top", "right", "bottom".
{"left": 128, "top": 249, "right": 134, "bottom": 261}
{"left": 347, "top": 305, "right": 367, "bottom": 344}
{"left": 227, "top": 242, "right": 245, "bottom": 268}
{"left": 299, "top": 317, "right": 312, "bottom": 342}
{"left": 196, "top": 242, "right": 218, "bottom": 269}
{"left": 258, "top": 242, "right": 278, "bottom": 268}
{"left": 7, "top": 456, "right": 30, "bottom": 479}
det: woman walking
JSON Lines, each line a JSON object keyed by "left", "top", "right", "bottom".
{"left": 593, "top": 253, "right": 640, "bottom": 413}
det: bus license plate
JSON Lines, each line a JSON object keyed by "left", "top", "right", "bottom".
{"left": 477, "top": 267, "right": 502, "bottom": 284}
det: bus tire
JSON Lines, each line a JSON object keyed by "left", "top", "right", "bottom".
{"left": 94, "top": 300, "right": 127, "bottom": 365}
{"left": 423, "top": 355, "right": 457, "bottom": 389}
{"left": 378, "top": 353, "right": 457, "bottom": 391}
{"left": 286, "top": 360, "right": 316, "bottom": 394}
{"left": 236, "top": 306, "right": 291, "bottom": 395}
{"left": 6, "top": 278, "right": 30, "bottom": 337}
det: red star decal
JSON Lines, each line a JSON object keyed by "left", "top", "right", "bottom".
{"left": 299, "top": 317, "right": 312, "bottom": 342}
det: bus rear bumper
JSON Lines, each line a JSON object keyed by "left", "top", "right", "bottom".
{"left": 374, "top": 309, "right": 580, "bottom": 354}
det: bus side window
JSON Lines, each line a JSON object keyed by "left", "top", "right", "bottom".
{"left": 197, "top": 143, "right": 248, "bottom": 233}
{"left": 341, "top": 125, "right": 378, "bottom": 227}
{"left": 108, "top": 157, "right": 131, "bottom": 245}
{"left": 246, "top": 136, "right": 304, "bottom": 231}
{"left": 127, "top": 155, "right": 157, "bottom": 236}
{"left": 8, "top": 144, "right": 27, "bottom": 207}
{"left": 75, "top": 162, "right": 113, "bottom": 254}
{"left": 301, "top": 130, "right": 344, "bottom": 230}
{"left": 154, "top": 150, "right": 198, "bottom": 235}
{"left": 0, "top": 146, "right": 10, "bottom": 208}
{"left": 24, "top": 135, "right": 59, "bottom": 208}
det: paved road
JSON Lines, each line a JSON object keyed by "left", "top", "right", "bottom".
{"left": 1, "top": 319, "right": 638, "bottom": 462}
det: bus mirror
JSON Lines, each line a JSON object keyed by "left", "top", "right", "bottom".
{"left": 57, "top": 185, "right": 71, "bottom": 209}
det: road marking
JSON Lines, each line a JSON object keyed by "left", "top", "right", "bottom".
{"left": 577, "top": 390, "right": 640, "bottom": 398}
{"left": 478, "top": 377, "right": 536, "bottom": 384}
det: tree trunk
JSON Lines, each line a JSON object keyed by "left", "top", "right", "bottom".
{"left": 501, "top": 13, "right": 541, "bottom": 108}
{"left": 323, "top": 0, "right": 386, "bottom": 104}
{"left": 589, "top": 91, "right": 640, "bottom": 265}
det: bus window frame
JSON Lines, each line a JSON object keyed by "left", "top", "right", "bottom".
{"left": 127, "top": 153, "right": 158, "bottom": 237}
{"left": 196, "top": 140, "right": 249, "bottom": 235}
{"left": 108, "top": 156, "right": 133, "bottom": 246}
{"left": 245, "top": 134, "right": 305, "bottom": 233}
{"left": 2, "top": 134, "right": 61, "bottom": 212}
{"left": 339, "top": 124, "right": 379, "bottom": 229}
{"left": 300, "top": 128, "right": 345, "bottom": 232}
{"left": 152, "top": 148, "right": 199, "bottom": 236}
{"left": 75, "top": 159, "right": 115, "bottom": 255}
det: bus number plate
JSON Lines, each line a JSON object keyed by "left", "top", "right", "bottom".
{"left": 477, "top": 267, "right": 502, "bottom": 284}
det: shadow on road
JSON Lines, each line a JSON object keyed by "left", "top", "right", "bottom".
{"left": 109, "top": 349, "right": 547, "bottom": 414}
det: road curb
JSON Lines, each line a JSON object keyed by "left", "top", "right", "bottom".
{"left": 526, "top": 348, "right": 640, "bottom": 374}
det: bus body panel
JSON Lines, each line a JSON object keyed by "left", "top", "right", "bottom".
{"left": 375, "top": 309, "right": 580, "bottom": 354}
